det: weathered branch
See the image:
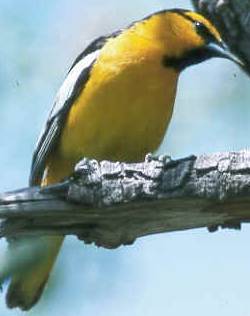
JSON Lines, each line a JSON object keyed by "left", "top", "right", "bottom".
{"left": 1, "top": 151, "right": 250, "bottom": 249}
{"left": 192, "top": 0, "right": 250, "bottom": 73}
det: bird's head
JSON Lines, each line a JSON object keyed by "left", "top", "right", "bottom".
{"left": 135, "top": 9, "right": 243, "bottom": 71}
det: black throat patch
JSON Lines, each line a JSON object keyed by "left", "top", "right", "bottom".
{"left": 163, "top": 47, "right": 215, "bottom": 71}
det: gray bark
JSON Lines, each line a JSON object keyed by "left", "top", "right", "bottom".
{"left": 1, "top": 151, "right": 250, "bottom": 249}
{"left": 192, "top": 0, "right": 250, "bottom": 73}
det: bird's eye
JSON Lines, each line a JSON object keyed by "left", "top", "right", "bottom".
{"left": 194, "top": 21, "right": 215, "bottom": 43}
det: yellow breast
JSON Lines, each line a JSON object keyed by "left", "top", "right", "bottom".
{"left": 61, "top": 33, "right": 178, "bottom": 161}
{"left": 44, "top": 29, "right": 179, "bottom": 184}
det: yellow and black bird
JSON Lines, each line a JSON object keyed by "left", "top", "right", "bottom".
{"left": 5, "top": 8, "right": 242, "bottom": 310}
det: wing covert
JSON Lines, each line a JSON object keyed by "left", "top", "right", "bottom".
{"left": 29, "top": 47, "right": 102, "bottom": 185}
{"left": 30, "top": 30, "right": 122, "bottom": 186}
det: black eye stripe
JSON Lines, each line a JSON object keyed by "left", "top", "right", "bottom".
{"left": 194, "top": 21, "right": 215, "bottom": 42}
{"left": 174, "top": 11, "right": 217, "bottom": 43}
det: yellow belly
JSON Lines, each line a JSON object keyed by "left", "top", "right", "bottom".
{"left": 63, "top": 64, "right": 177, "bottom": 155}
{"left": 44, "top": 34, "right": 179, "bottom": 184}
{"left": 44, "top": 61, "right": 178, "bottom": 184}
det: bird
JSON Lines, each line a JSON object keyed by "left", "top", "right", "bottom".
{"left": 5, "top": 8, "right": 243, "bottom": 311}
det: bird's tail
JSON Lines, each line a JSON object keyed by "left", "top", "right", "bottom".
{"left": 6, "top": 236, "right": 63, "bottom": 311}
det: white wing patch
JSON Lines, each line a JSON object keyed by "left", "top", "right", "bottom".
{"left": 34, "top": 49, "right": 101, "bottom": 151}
{"left": 51, "top": 49, "right": 101, "bottom": 118}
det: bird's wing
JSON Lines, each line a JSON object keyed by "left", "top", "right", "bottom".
{"left": 29, "top": 35, "right": 113, "bottom": 185}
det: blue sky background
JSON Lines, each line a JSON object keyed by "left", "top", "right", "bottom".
{"left": 0, "top": 1, "right": 250, "bottom": 315}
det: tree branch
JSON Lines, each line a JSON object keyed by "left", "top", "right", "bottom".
{"left": 1, "top": 151, "right": 250, "bottom": 248}
{"left": 192, "top": 0, "right": 250, "bottom": 73}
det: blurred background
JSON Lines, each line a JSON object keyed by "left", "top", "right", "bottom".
{"left": 0, "top": 0, "right": 250, "bottom": 315}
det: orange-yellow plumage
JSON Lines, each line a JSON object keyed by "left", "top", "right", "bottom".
{"left": 5, "top": 9, "right": 242, "bottom": 311}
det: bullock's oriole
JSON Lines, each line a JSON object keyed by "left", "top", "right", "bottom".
{"left": 5, "top": 8, "right": 243, "bottom": 310}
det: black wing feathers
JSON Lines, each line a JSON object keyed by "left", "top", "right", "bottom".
{"left": 29, "top": 65, "right": 92, "bottom": 186}
{"left": 29, "top": 35, "right": 114, "bottom": 186}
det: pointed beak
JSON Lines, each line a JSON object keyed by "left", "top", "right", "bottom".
{"left": 206, "top": 41, "right": 244, "bottom": 67}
